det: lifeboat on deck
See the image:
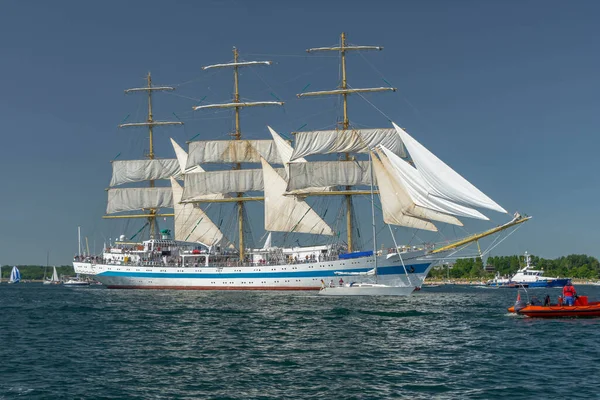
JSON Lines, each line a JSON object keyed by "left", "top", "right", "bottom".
{"left": 508, "top": 295, "right": 600, "bottom": 318}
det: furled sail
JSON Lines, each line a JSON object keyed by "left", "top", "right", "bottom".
{"left": 109, "top": 159, "right": 180, "bottom": 187}
{"left": 106, "top": 188, "right": 173, "bottom": 214}
{"left": 392, "top": 123, "right": 507, "bottom": 213}
{"left": 376, "top": 152, "right": 463, "bottom": 226}
{"left": 261, "top": 159, "right": 334, "bottom": 236}
{"left": 186, "top": 140, "right": 281, "bottom": 168}
{"left": 286, "top": 161, "right": 373, "bottom": 192}
{"left": 290, "top": 128, "right": 406, "bottom": 161}
{"left": 371, "top": 154, "right": 437, "bottom": 231}
{"left": 170, "top": 178, "right": 224, "bottom": 246}
{"left": 182, "top": 168, "right": 285, "bottom": 199}
{"left": 171, "top": 138, "right": 203, "bottom": 174}
{"left": 378, "top": 146, "right": 489, "bottom": 221}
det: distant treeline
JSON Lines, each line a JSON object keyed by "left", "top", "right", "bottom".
{"left": 1, "top": 265, "right": 76, "bottom": 280}
{"left": 428, "top": 254, "right": 600, "bottom": 280}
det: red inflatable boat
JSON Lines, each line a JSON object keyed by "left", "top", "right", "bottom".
{"left": 508, "top": 295, "right": 600, "bottom": 318}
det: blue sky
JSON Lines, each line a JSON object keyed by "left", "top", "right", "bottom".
{"left": 1, "top": 0, "right": 599, "bottom": 265}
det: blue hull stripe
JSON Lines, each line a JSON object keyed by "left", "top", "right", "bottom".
{"left": 524, "top": 279, "right": 570, "bottom": 288}
{"left": 98, "top": 263, "right": 431, "bottom": 279}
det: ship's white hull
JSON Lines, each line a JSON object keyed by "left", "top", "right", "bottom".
{"left": 73, "top": 250, "right": 439, "bottom": 290}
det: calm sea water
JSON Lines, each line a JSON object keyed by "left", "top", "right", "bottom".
{"left": 1, "top": 284, "right": 599, "bottom": 399}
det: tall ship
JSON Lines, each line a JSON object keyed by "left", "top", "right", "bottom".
{"left": 74, "top": 33, "right": 530, "bottom": 290}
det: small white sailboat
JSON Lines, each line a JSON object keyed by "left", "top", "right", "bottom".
{"left": 8, "top": 266, "right": 21, "bottom": 284}
{"left": 44, "top": 266, "right": 61, "bottom": 285}
{"left": 319, "top": 153, "right": 417, "bottom": 297}
{"left": 63, "top": 276, "right": 90, "bottom": 286}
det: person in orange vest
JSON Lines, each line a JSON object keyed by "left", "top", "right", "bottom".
{"left": 562, "top": 281, "right": 577, "bottom": 306}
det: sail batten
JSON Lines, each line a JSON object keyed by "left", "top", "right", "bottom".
{"left": 193, "top": 101, "right": 283, "bottom": 110}
{"left": 262, "top": 159, "right": 333, "bottom": 236}
{"left": 186, "top": 139, "right": 282, "bottom": 166}
{"left": 307, "top": 45, "right": 383, "bottom": 52}
{"left": 393, "top": 123, "right": 507, "bottom": 213}
{"left": 291, "top": 128, "right": 405, "bottom": 160}
{"left": 107, "top": 188, "right": 173, "bottom": 214}
{"left": 203, "top": 61, "right": 273, "bottom": 70}
{"left": 298, "top": 87, "right": 395, "bottom": 97}
{"left": 110, "top": 159, "right": 181, "bottom": 187}
{"left": 119, "top": 121, "right": 183, "bottom": 128}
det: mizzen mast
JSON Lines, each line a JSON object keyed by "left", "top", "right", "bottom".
{"left": 193, "top": 48, "right": 283, "bottom": 260}
{"left": 107, "top": 72, "right": 183, "bottom": 238}
{"left": 297, "top": 32, "right": 396, "bottom": 253}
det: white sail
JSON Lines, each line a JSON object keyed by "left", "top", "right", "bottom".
{"left": 268, "top": 126, "right": 331, "bottom": 194}
{"left": 393, "top": 123, "right": 507, "bottom": 213}
{"left": 378, "top": 146, "right": 489, "bottom": 221}
{"left": 171, "top": 138, "right": 204, "bottom": 174}
{"left": 186, "top": 140, "right": 281, "bottom": 167}
{"left": 170, "top": 178, "right": 224, "bottom": 246}
{"left": 182, "top": 168, "right": 285, "bottom": 199}
{"left": 110, "top": 159, "right": 180, "bottom": 187}
{"left": 51, "top": 266, "right": 59, "bottom": 282}
{"left": 290, "top": 128, "right": 406, "bottom": 161}
{"left": 371, "top": 154, "right": 437, "bottom": 231}
{"left": 262, "top": 232, "right": 272, "bottom": 249}
{"left": 106, "top": 188, "right": 173, "bottom": 214}
{"left": 286, "top": 161, "right": 373, "bottom": 192}
{"left": 268, "top": 126, "right": 302, "bottom": 173}
{"left": 261, "top": 159, "right": 334, "bottom": 236}
{"left": 376, "top": 152, "right": 463, "bottom": 226}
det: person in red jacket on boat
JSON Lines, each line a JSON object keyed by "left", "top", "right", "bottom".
{"left": 562, "top": 281, "right": 577, "bottom": 306}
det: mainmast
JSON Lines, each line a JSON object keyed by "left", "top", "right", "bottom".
{"left": 297, "top": 33, "right": 396, "bottom": 252}
{"left": 106, "top": 72, "right": 183, "bottom": 238}
{"left": 194, "top": 48, "right": 283, "bottom": 260}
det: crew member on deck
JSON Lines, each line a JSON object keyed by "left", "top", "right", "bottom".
{"left": 562, "top": 281, "right": 577, "bottom": 306}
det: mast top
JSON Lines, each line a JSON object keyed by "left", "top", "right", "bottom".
{"left": 119, "top": 72, "right": 183, "bottom": 129}
{"left": 296, "top": 33, "right": 396, "bottom": 101}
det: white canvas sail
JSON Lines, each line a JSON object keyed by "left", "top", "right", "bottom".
{"left": 392, "top": 123, "right": 507, "bottom": 213}
{"left": 182, "top": 168, "right": 285, "bottom": 199}
{"left": 371, "top": 154, "right": 437, "bottom": 231}
{"left": 186, "top": 140, "right": 281, "bottom": 167}
{"left": 106, "top": 188, "right": 173, "bottom": 214}
{"left": 170, "top": 178, "right": 224, "bottom": 246}
{"left": 290, "top": 128, "right": 406, "bottom": 161}
{"left": 375, "top": 152, "right": 463, "bottom": 226}
{"left": 268, "top": 126, "right": 331, "bottom": 194}
{"left": 51, "top": 266, "right": 59, "bottom": 282}
{"left": 171, "top": 138, "right": 204, "bottom": 174}
{"left": 286, "top": 161, "right": 373, "bottom": 192}
{"left": 261, "top": 159, "right": 334, "bottom": 236}
{"left": 110, "top": 159, "right": 180, "bottom": 187}
{"left": 378, "top": 146, "right": 489, "bottom": 221}
{"left": 268, "top": 126, "right": 303, "bottom": 177}
{"left": 262, "top": 232, "right": 272, "bottom": 249}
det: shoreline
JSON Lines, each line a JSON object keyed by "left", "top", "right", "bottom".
{"left": 424, "top": 279, "right": 598, "bottom": 286}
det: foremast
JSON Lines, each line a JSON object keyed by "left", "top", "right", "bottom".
{"left": 297, "top": 33, "right": 396, "bottom": 252}
{"left": 193, "top": 48, "right": 283, "bottom": 260}
{"left": 104, "top": 72, "right": 183, "bottom": 239}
